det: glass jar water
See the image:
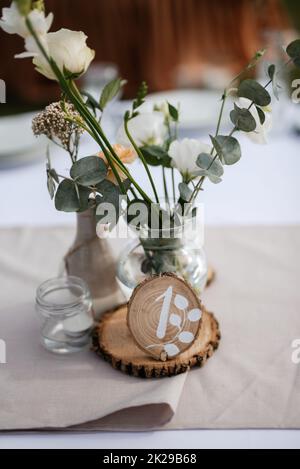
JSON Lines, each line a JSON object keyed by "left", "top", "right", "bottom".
{"left": 36, "top": 276, "right": 94, "bottom": 354}
{"left": 117, "top": 216, "right": 207, "bottom": 300}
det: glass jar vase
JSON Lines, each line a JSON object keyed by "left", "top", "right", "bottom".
{"left": 36, "top": 276, "right": 94, "bottom": 354}
{"left": 116, "top": 217, "right": 207, "bottom": 300}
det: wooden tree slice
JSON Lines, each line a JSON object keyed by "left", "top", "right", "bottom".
{"left": 127, "top": 274, "right": 203, "bottom": 361}
{"left": 92, "top": 303, "right": 220, "bottom": 378}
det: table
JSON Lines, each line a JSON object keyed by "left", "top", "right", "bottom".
{"left": 0, "top": 118, "right": 299, "bottom": 449}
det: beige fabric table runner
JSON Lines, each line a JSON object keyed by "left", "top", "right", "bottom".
{"left": 0, "top": 226, "right": 299, "bottom": 431}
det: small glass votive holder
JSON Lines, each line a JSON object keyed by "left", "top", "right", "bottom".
{"left": 36, "top": 276, "right": 94, "bottom": 354}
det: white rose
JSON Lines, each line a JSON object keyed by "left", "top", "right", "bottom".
{"left": 169, "top": 138, "right": 212, "bottom": 180}
{"left": 117, "top": 112, "right": 167, "bottom": 148}
{"left": 32, "top": 29, "right": 95, "bottom": 81}
{"left": 237, "top": 97, "right": 272, "bottom": 144}
{"left": 0, "top": 3, "right": 53, "bottom": 39}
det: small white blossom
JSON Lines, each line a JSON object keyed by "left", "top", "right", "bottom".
{"left": 169, "top": 138, "right": 212, "bottom": 180}
{"left": 117, "top": 112, "right": 167, "bottom": 148}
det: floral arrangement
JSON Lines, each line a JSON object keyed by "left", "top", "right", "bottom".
{"left": 1, "top": 1, "right": 300, "bottom": 253}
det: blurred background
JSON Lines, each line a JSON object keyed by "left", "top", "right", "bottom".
{"left": 0, "top": 0, "right": 298, "bottom": 107}
{"left": 0, "top": 0, "right": 300, "bottom": 226}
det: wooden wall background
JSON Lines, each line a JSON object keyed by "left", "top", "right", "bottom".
{"left": 0, "top": 0, "right": 290, "bottom": 104}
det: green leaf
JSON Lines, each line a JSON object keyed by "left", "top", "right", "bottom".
{"left": 196, "top": 153, "right": 224, "bottom": 177}
{"left": 46, "top": 149, "right": 58, "bottom": 199}
{"left": 49, "top": 168, "right": 59, "bottom": 184}
{"left": 55, "top": 180, "right": 90, "bottom": 212}
{"left": 70, "top": 156, "right": 107, "bottom": 187}
{"left": 287, "top": 40, "right": 300, "bottom": 67}
{"left": 179, "top": 183, "right": 193, "bottom": 202}
{"left": 238, "top": 79, "right": 271, "bottom": 107}
{"left": 96, "top": 180, "right": 123, "bottom": 218}
{"left": 230, "top": 104, "right": 257, "bottom": 132}
{"left": 47, "top": 173, "right": 56, "bottom": 200}
{"left": 256, "top": 106, "right": 265, "bottom": 125}
{"left": 99, "top": 78, "right": 126, "bottom": 111}
{"left": 95, "top": 184, "right": 122, "bottom": 226}
{"left": 268, "top": 64, "right": 281, "bottom": 100}
{"left": 196, "top": 169, "right": 222, "bottom": 184}
{"left": 211, "top": 135, "right": 242, "bottom": 166}
{"left": 168, "top": 102, "right": 179, "bottom": 122}
{"left": 82, "top": 91, "right": 101, "bottom": 113}
{"left": 206, "top": 174, "right": 223, "bottom": 184}
{"left": 141, "top": 146, "right": 172, "bottom": 168}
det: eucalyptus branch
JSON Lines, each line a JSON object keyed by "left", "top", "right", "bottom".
{"left": 211, "top": 49, "right": 266, "bottom": 146}
{"left": 189, "top": 55, "right": 293, "bottom": 204}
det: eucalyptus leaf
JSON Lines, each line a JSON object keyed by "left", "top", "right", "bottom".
{"left": 256, "top": 106, "right": 266, "bottom": 125}
{"left": 287, "top": 39, "right": 300, "bottom": 67}
{"left": 268, "top": 64, "right": 280, "bottom": 100}
{"left": 99, "top": 78, "right": 126, "bottom": 111}
{"left": 95, "top": 180, "right": 124, "bottom": 225}
{"left": 96, "top": 179, "right": 121, "bottom": 205}
{"left": 49, "top": 168, "right": 59, "bottom": 184}
{"left": 211, "top": 135, "right": 241, "bottom": 166}
{"left": 208, "top": 174, "right": 222, "bottom": 184}
{"left": 230, "top": 104, "right": 257, "bottom": 132}
{"left": 47, "top": 173, "right": 56, "bottom": 200}
{"left": 179, "top": 182, "right": 193, "bottom": 202}
{"left": 70, "top": 156, "right": 107, "bottom": 186}
{"left": 196, "top": 153, "right": 224, "bottom": 177}
{"left": 168, "top": 102, "right": 179, "bottom": 122}
{"left": 141, "top": 145, "right": 172, "bottom": 168}
{"left": 238, "top": 79, "right": 271, "bottom": 107}
{"left": 55, "top": 180, "right": 90, "bottom": 212}
{"left": 196, "top": 169, "right": 222, "bottom": 185}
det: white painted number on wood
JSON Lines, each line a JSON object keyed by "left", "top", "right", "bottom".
{"left": 155, "top": 286, "right": 173, "bottom": 339}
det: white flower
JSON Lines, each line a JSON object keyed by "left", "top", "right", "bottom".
{"left": 0, "top": 3, "right": 53, "bottom": 39}
{"left": 237, "top": 97, "right": 272, "bottom": 144}
{"left": 169, "top": 138, "right": 212, "bottom": 180}
{"left": 117, "top": 112, "right": 167, "bottom": 148}
{"left": 32, "top": 29, "right": 95, "bottom": 81}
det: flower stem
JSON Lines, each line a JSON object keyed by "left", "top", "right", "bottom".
{"left": 124, "top": 119, "right": 160, "bottom": 203}
{"left": 162, "top": 167, "right": 170, "bottom": 205}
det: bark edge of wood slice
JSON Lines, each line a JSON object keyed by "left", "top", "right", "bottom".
{"left": 92, "top": 303, "right": 221, "bottom": 379}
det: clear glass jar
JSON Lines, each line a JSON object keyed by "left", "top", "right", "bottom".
{"left": 36, "top": 276, "right": 94, "bottom": 354}
{"left": 117, "top": 217, "right": 207, "bottom": 300}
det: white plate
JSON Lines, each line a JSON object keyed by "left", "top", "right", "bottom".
{"left": 142, "top": 89, "right": 231, "bottom": 130}
{"left": 0, "top": 112, "right": 45, "bottom": 167}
